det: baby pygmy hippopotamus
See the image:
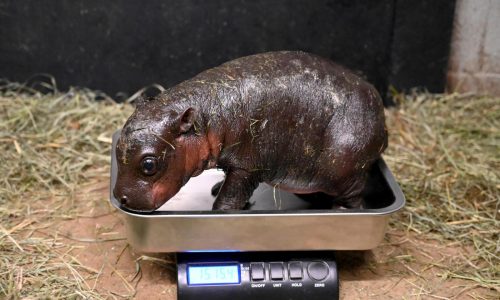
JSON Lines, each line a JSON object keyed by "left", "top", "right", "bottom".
{"left": 113, "top": 51, "right": 387, "bottom": 212}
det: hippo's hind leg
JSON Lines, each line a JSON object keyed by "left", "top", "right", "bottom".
{"left": 326, "top": 172, "right": 367, "bottom": 209}
{"left": 212, "top": 170, "right": 259, "bottom": 210}
{"left": 317, "top": 142, "right": 371, "bottom": 209}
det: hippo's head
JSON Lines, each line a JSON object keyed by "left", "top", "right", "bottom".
{"left": 113, "top": 98, "right": 209, "bottom": 212}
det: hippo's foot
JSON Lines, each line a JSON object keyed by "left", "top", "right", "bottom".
{"left": 211, "top": 170, "right": 259, "bottom": 211}
{"left": 211, "top": 180, "right": 224, "bottom": 197}
{"left": 242, "top": 201, "right": 255, "bottom": 210}
{"left": 212, "top": 200, "right": 254, "bottom": 210}
{"left": 212, "top": 198, "right": 246, "bottom": 210}
{"left": 333, "top": 196, "right": 364, "bottom": 209}
{"left": 325, "top": 171, "right": 367, "bottom": 210}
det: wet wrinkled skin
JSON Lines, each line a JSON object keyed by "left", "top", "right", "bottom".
{"left": 113, "top": 51, "right": 387, "bottom": 212}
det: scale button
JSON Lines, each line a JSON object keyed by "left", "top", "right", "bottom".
{"left": 250, "top": 263, "right": 265, "bottom": 281}
{"left": 307, "top": 261, "right": 329, "bottom": 281}
{"left": 270, "top": 262, "right": 284, "bottom": 280}
{"left": 288, "top": 262, "right": 303, "bottom": 280}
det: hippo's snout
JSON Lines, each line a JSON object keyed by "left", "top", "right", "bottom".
{"left": 113, "top": 187, "right": 157, "bottom": 213}
{"left": 113, "top": 187, "right": 127, "bottom": 205}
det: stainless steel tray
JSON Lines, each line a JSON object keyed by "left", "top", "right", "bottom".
{"left": 109, "top": 131, "right": 405, "bottom": 252}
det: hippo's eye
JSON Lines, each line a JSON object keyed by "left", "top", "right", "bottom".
{"left": 141, "top": 156, "right": 158, "bottom": 176}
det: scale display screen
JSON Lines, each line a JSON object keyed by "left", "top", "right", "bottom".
{"left": 187, "top": 264, "right": 240, "bottom": 285}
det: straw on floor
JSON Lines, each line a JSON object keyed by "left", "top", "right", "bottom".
{"left": 0, "top": 81, "right": 498, "bottom": 298}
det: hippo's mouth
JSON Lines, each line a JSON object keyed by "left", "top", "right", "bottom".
{"left": 119, "top": 204, "right": 158, "bottom": 214}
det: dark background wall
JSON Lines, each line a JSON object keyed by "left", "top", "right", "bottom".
{"left": 0, "top": 0, "right": 455, "bottom": 104}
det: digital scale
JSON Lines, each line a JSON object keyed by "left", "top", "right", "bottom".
{"left": 109, "top": 131, "right": 405, "bottom": 300}
{"left": 177, "top": 251, "right": 338, "bottom": 300}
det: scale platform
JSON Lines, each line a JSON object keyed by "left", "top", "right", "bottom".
{"left": 109, "top": 131, "right": 405, "bottom": 253}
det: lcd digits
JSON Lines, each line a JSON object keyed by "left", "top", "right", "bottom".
{"left": 187, "top": 264, "right": 241, "bottom": 285}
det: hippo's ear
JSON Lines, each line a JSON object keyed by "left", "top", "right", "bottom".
{"left": 135, "top": 96, "right": 147, "bottom": 108}
{"left": 177, "top": 107, "right": 196, "bottom": 134}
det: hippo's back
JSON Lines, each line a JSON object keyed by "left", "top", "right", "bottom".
{"left": 184, "top": 51, "right": 380, "bottom": 115}
{"left": 181, "top": 52, "right": 387, "bottom": 178}
{"left": 199, "top": 51, "right": 354, "bottom": 83}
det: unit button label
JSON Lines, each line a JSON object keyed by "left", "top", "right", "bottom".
{"left": 273, "top": 283, "right": 282, "bottom": 288}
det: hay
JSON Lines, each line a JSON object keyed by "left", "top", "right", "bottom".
{"left": 0, "top": 81, "right": 133, "bottom": 299}
{"left": 0, "top": 80, "right": 498, "bottom": 298}
{"left": 385, "top": 91, "right": 499, "bottom": 291}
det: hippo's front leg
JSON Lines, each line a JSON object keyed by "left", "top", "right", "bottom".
{"left": 212, "top": 170, "right": 259, "bottom": 210}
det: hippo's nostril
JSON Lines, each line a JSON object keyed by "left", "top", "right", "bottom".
{"left": 120, "top": 196, "right": 128, "bottom": 205}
